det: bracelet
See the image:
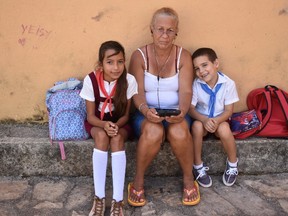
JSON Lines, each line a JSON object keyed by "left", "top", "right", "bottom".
{"left": 138, "top": 103, "right": 148, "bottom": 112}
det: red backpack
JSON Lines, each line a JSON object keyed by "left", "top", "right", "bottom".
{"left": 246, "top": 85, "right": 288, "bottom": 138}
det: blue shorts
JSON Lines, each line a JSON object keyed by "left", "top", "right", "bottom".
{"left": 132, "top": 110, "right": 192, "bottom": 138}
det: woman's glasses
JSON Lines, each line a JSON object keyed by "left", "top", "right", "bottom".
{"left": 153, "top": 27, "right": 177, "bottom": 37}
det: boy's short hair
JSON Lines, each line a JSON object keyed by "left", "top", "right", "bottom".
{"left": 192, "top": 48, "right": 218, "bottom": 62}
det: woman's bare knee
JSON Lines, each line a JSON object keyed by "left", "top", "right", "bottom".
{"left": 168, "top": 121, "right": 190, "bottom": 140}
{"left": 141, "top": 122, "right": 164, "bottom": 142}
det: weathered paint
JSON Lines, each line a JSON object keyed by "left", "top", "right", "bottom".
{"left": 0, "top": 0, "right": 287, "bottom": 120}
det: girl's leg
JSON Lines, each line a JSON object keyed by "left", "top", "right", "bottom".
{"left": 91, "top": 127, "right": 110, "bottom": 199}
{"left": 110, "top": 128, "right": 128, "bottom": 202}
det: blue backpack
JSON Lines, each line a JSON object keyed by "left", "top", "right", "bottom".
{"left": 46, "top": 78, "right": 89, "bottom": 160}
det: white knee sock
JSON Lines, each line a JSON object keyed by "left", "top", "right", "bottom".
{"left": 93, "top": 148, "right": 108, "bottom": 199}
{"left": 111, "top": 151, "right": 126, "bottom": 202}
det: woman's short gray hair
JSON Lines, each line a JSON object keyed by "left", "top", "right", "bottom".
{"left": 150, "top": 7, "right": 179, "bottom": 32}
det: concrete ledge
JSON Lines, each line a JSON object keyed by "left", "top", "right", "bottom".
{"left": 0, "top": 124, "right": 287, "bottom": 177}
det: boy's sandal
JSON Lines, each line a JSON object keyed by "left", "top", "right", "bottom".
{"left": 127, "top": 182, "right": 146, "bottom": 207}
{"left": 182, "top": 181, "right": 201, "bottom": 206}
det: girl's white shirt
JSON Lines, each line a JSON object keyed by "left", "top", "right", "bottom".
{"left": 80, "top": 72, "right": 138, "bottom": 113}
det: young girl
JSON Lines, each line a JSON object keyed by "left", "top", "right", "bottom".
{"left": 80, "top": 41, "right": 138, "bottom": 216}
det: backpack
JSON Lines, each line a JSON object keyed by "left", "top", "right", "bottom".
{"left": 247, "top": 85, "right": 288, "bottom": 138}
{"left": 46, "top": 78, "right": 89, "bottom": 160}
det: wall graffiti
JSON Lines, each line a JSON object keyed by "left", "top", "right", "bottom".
{"left": 18, "top": 24, "right": 52, "bottom": 48}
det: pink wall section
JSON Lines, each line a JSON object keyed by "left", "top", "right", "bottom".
{"left": 0, "top": 0, "right": 288, "bottom": 121}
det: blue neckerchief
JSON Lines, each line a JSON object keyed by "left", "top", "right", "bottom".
{"left": 200, "top": 83, "right": 222, "bottom": 118}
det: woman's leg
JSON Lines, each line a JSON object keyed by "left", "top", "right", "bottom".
{"left": 130, "top": 120, "right": 164, "bottom": 202}
{"left": 167, "top": 120, "right": 198, "bottom": 202}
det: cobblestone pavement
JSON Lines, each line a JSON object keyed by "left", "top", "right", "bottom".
{"left": 1, "top": 173, "right": 288, "bottom": 216}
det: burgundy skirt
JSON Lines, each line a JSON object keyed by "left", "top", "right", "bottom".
{"left": 84, "top": 120, "right": 133, "bottom": 139}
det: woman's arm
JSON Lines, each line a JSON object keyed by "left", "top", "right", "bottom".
{"left": 178, "top": 49, "right": 193, "bottom": 115}
{"left": 129, "top": 49, "right": 149, "bottom": 116}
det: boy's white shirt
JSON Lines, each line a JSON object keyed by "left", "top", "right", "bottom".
{"left": 191, "top": 72, "right": 239, "bottom": 117}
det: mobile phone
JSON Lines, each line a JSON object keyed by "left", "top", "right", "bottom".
{"left": 156, "top": 109, "right": 181, "bottom": 117}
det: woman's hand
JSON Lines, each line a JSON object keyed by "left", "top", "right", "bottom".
{"left": 145, "top": 108, "right": 165, "bottom": 123}
{"left": 165, "top": 110, "right": 185, "bottom": 124}
{"left": 104, "top": 121, "right": 118, "bottom": 137}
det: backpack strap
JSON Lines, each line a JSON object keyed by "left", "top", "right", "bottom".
{"left": 58, "top": 141, "right": 66, "bottom": 160}
{"left": 49, "top": 139, "right": 66, "bottom": 160}
{"left": 266, "top": 85, "right": 288, "bottom": 123}
{"left": 254, "top": 89, "right": 272, "bottom": 134}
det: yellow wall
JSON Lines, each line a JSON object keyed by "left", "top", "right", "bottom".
{"left": 1, "top": 0, "right": 288, "bottom": 121}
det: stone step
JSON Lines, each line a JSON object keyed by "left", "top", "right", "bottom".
{"left": 0, "top": 123, "right": 287, "bottom": 177}
{"left": 1, "top": 174, "right": 288, "bottom": 216}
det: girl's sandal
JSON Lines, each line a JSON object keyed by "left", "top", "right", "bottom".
{"left": 182, "top": 181, "right": 201, "bottom": 206}
{"left": 127, "top": 182, "right": 146, "bottom": 207}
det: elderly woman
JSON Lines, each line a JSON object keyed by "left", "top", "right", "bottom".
{"left": 128, "top": 7, "right": 200, "bottom": 206}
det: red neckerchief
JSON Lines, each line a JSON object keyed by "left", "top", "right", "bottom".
{"left": 96, "top": 71, "right": 117, "bottom": 120}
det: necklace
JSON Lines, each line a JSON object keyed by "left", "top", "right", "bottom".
{"left": 153, "top": 45, "right": 173, "bottom": 109}
{"left": 153, "top": 45, "right": 173, "bottom": 78}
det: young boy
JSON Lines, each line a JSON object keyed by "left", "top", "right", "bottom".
{"left": 189, "top": 48, "right": 239, "bottom": 187}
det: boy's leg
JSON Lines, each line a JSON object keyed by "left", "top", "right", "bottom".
{"left": 215, "top": 122, "right": 237, "bottom": 163}
{"left": 215, "top": 122, "right": 238, "bottom": 186}
{"left": 191, "top": 120, "right": 212, "bottom": 188}
{"left": 191, "top": 120, "right": 206, "bottom": 165}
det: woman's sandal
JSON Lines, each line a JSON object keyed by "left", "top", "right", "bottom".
{"left": 182, "top": 181, "right": 201, "bottom": 206}
{"left": 127, "top": 182, "right": 146, "bottom": 207}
